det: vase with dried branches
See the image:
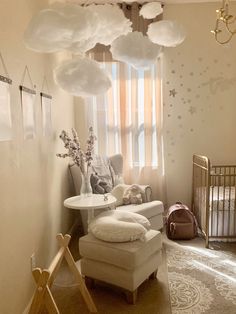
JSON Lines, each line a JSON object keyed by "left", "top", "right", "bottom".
{"left": 57, "top": 127, "right": 97, "bottom": 197}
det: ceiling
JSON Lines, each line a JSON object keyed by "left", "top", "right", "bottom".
{"left": 66, "top": 0, "right": 223, "bottom": 4}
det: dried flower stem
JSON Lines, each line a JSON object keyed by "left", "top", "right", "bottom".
{"left": 57, "top": 127, "right": 96, "bottom": 175}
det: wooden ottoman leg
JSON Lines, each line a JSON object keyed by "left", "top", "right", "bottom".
{"left": 125, "top": 289, "right": 138, "bottom": 305}
{"left": 85, "top": 276, "right": 95, "bottom": 289}
{"left": 149, "top": 269, "right": 158, "bottom": 279}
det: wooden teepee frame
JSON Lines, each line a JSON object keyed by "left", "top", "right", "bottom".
{"left": 28, "top": 233, "right": 97, "bottom": 313}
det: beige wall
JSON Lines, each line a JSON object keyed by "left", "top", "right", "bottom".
{"left": 0, "top": 1, "right": 75, "bottom": 313}
{"left": 163, "top": 3, "right": 236, "bottom": 207}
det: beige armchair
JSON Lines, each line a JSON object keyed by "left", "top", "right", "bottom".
{"left": 69, "top": 154, "right": 164, "bottom": 233}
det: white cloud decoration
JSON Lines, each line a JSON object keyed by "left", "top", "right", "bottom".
{"left": 147, "top": 20, "right": 186, "bottom": 47}
{"left": 23, "top": 9, "right": 73, "bottom": 53}
{"left": 23, "top": 3, "right": 132, "bottom": 54}
{"left": 54, "top": 57, "right": 111, "bottom": 97}
{"left": 139, "top": 2, "right": 163, "bottom": 19}
{"left": 87, "top": 4, "right": 132, "bottom": 47}
{"left": 52, "top": 3, "right": 99, "bottom": 53}
{"left": 110, "top": 32, "right": 162, "bottom": 70}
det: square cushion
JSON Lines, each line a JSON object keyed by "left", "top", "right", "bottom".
{"left": 79, "top": 229, "right": 162, "bottom": 271}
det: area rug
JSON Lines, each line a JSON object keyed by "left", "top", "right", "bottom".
{"left": 165, "top": 238, "right": 236, "bottom": 314}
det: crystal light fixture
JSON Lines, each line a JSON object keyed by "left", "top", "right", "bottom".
{"left": 211, "top": 0, "right": 236, "bottom": 44}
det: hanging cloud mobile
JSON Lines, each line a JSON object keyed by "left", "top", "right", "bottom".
{"left": 24, "top": 3, "right": 132, "bottom": 54}
{"left": 110, "top": 32, "right": 162, "bottom": 70}
{"left": 68, "top": 4, "right": 132, "bottom": 54}
{"left": 54, "top": 57, "right": 111, "bottom": 97}
{"left": 139, "top": 2, "right": 163, "bottom": 19}
{"left": 147, "top": 20, "right": 186, "bottom": 47}
{"left": 24, "top": 2, "right": 186, "bottom": 97}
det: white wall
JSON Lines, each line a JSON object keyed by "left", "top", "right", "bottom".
{"left": 163, "top": 3, "right": 236, "bottom": 206}
{"left": 0, "top": 1, "right": 75, "bottom": 313}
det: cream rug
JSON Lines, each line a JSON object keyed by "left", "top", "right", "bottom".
{"left": 165, "top": 237, "right": 236, "bottom": 314}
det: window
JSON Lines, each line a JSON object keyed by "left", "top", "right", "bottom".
{"left": 86, "top": 60, "right": 162, "bottom": 170}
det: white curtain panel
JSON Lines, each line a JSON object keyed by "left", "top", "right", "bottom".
{"left": 86, "top": 58, "right": 166, "bottom": 202}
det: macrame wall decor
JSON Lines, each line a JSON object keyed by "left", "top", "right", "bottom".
{"left": 40, "top": 76, "right": 52, "bottom": 136}
{"left": 19, "top": 66, "right": 36, "bottom": 140}
{"left": 0, "top": 52, "right": 12, "bottom": 141}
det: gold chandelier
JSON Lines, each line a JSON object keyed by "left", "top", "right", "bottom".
{"left": 211, "top": 0, "right": 236, "bottom": 44}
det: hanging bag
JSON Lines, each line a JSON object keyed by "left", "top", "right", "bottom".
{"left": 166, "top": 202, "right": 198, "bottom": 240}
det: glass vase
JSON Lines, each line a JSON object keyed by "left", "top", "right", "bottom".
{"left": 80, "top": 172, "right": 92, "bottom": 197}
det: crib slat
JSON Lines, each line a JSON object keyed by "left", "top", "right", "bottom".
{"left": 228, "top": 173, "right": 232, "bottom": 236}
{"left": 216, "top": 174, "right": 220, "bottom": 237}
{"left": 211, "top": 185, "right": 214, "bottom": 237}
{"left": 222, "top": 173, "right": 226, "bottom": 237}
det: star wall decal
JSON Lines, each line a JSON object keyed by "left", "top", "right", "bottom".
{"left": 189, "top": 106, "right": 197, "bottom": 114}
{"left": 169, "top": 89, "right": 177, "bottom": 97}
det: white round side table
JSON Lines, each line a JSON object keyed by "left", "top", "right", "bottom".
{"left": 64, "top": 194, "right": 117, "bottom": 224}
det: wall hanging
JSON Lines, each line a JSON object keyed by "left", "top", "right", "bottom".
{"left": 0, "top": 52, "right": 12, "bottom": 141}
{"left": 19, "top": 66, "right": 36, "bottom": 140}
{"left": 40, "top": 76, "right": 52, "bottom": 136}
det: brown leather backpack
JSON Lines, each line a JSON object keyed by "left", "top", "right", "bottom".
{"left": 166, "top": 202, "right": 198, "bottom": 240}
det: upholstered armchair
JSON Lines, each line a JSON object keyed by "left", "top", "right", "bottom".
{"left": 69, "top": 154, "right": 164, "bottom": 234}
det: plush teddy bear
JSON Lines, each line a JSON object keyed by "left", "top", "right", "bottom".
{"left": 123, "top": 184, "right": 143, "bottom": 205}
{"left": 90, "top": 173, "right": 112, "bottom": 194}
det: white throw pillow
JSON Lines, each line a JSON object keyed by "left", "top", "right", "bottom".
{"left": 88, "top": 209, "right": 151, "bottom": 242}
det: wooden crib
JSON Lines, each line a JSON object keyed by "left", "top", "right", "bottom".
{"left": 191, "top": 154, "right": 236, "bottom": 247}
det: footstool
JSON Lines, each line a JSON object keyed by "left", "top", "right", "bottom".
{"left": 79, "top": 229, "right": 162, "bottom": 304}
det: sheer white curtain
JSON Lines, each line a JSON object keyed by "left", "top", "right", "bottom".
{"left": 86, "top": 59, "right": 166, "bottom": 202}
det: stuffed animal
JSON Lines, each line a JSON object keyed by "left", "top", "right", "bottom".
{"left": 123, "top": 184, "right": 143, "bottom": 205}
{"left": 90, "top": 173, "right": 112, "bottom": 194}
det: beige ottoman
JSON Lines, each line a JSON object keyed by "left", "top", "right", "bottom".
{"left": 79, "top": 229, "right": 162, "bottom": 304}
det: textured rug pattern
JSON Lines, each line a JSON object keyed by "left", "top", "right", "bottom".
{"left": 165, "top": 239, "right": 236, "bottom": 314}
